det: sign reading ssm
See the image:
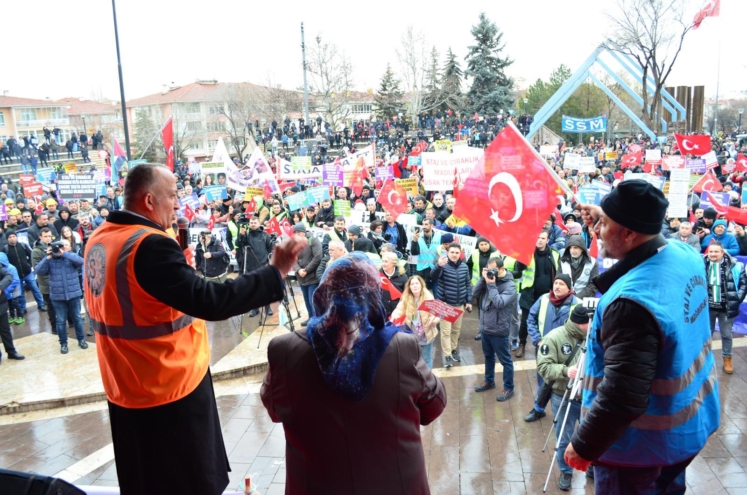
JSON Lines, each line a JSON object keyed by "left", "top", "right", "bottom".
{"left": 561, "top": 115, "right": 607, "bottom": 133}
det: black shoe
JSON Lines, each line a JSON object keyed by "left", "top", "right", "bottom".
{"left": 87, "top": 329, "right": 94, "bottom": 336}
{"left": 475, "top": 381, "right": 495, "bottom": 393}
{"left": 300, "top": 319, "right": 309, "bottom": 327}
{"left": 496, "top": 389, "right": 515, "bottom": 402}
{"left": 586, "top": 466, "right": 594, "bottom": 480}
{"left": 266, "top": 307, "right": 274, "bottom": 316}
{"left": 61, "top": 344, "right": 69, "bottom": 354}
{"left": 474, "top": 332, "right": 482, "bottom": 340}
{"left": 524, "top": 408, "right": 546, "bottom": 422}
{"left": 451, "top": 350, "right": 461, "bottom": 362}
{"left": 248, "top": 309, "right": 259, "bottom": 317}
{"left": 38, "top": 306, "right": 48, "bottom": 312}
{"left": 78, "top": 340, "right": 88, "bottom": 349}
{"left": 444, "top": 356, "right": 453, "bottom": 368}
{"left": 7, "top": 352, "right": 25, "bottom": 360}
{"left": 558, "top": 472, "right": 572, "bottom": 491}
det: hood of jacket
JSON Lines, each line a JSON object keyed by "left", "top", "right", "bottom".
{"left": 561, "top": 235, "right": 591, "bottom": 261}
{"left": 0, "top": 252, "right": 8, "bottom": 269}
{"left": 58, "top": 206, "right": 71, "bottom": 219}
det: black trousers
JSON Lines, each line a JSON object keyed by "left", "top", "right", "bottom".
{"left": 519, "top": 307, "right": 531, "bottom": 346}
{"left": 43, "top": 293, "right": 57, "bottom": 328}
{"left": 0, "top": 312, "right": 17, "bottom": 354}
{"left": 108, "top": 370, "right": 230, "bottom": 495}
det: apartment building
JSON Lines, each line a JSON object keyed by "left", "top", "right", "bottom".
{"left": 0, "top": 95, "right": 73, "bottom": 145}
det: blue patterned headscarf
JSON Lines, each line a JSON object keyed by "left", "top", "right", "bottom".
{"left": 306, "top": 252, "right": 398, "bottom": 401}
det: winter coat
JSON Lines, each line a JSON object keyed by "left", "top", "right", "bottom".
{"left": 559, "top": 235, "right": 599, "bottom": 299}
{"left": 0, "top": 252, "right": 20, "bottom": 305}
{"left": 322, "top": 228, "right": 348, "bottom": 256}
{"left": 546, "top": 223, "right": 567, "bottom": 251}
{"left": 673, "top": 233, "right": 702, "bottom": 251}
{"left": 536, "top": 320, "right": 587, "bottom": 396}
{"left": 260, "top": 331, "right": 445, "bottom": 495}
{"left": 293, "top": 235, "right": 323, "bottom": 286}
{"left": 35, "top": 251, "right": 84, "bottom": 301}
{"left": 379, "top": 267, "right": 408, "bottom": 317}
{"left": 0, "top": 262, "right": 13, "bottom": 315}
{"left": 391, "top": 293, "right": 440, "bottom": 345}
{"left": 27, "top": 222, "right": 59, "bottom": 246}
{"left": 701, "top": 220, "right": 740, "bottom": 256}
{"left": 383, "top": 221, "right": 408, "bottom": 255}
{"left": 527, "top": 293, "right": 579, "bottom": 346}
{"left": 315, "top": 206, "right": 335, "bottom": 227}
{"left": 53, "top": 206, "right": 79, "bottom": 234}
{"left": 344, "top": 236, "right": 377, "bottom": 255}
{"left": 195, "top": 238, "right": 229, "bottom": 278}
{"left": 431, "top": 258, "right": 472, "bottom": 306}
{"left": 473, "top": 272, "right": 517, "bottom": 337}
{"left": 704, "top": 254, "right": 747, "bottom": 318}
{"left": 238, "top": 229, "right": 273, "bottom": 271}
{"left": 4, "top": 242, "right": 33, "bottom": 277}
{"left": 31, "top": 240, "right": 51, "bottom": 294}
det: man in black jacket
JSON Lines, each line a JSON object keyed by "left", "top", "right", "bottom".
{"left": 322, "top": 217, "right": 348, "bottom": 256}
{"left": 0, "top": 260, "right": 24, "bottom": 362}
{"left": 239, "top": 216, "right": 274, "bottom": 317}
{"left": 344, "top": 225, "right": 377, "bottom": 254}
{"left": 431, "top": 243, "right": 472, "bottom": 368}
{"left": 291, "top": 224, "right": 323, "bottom": 326}
{"left": 28, "top": 213, "right": 59, "bottom": 246}
{"left": 4, "top": 232, "right": 46, "bottom": 314}
{"left": 195, "top": 232, "right": 230, "bottom": 283}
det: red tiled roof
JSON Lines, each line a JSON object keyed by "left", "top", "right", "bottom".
{"left": 126, "top": 81, "right": 293, "bottom": 107}
{"left": 0, "top": 96, "right": 68, "bottom": 108}
{"left": 56, "top": 98, "right": 119, "bottom": 116}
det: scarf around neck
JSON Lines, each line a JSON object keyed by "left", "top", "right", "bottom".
{"left": 549, "top": 290, "right": 575, "bottom": 307}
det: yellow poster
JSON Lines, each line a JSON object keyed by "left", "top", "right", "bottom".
{"left": 245, "top": 187, "right": 264, "bottom": 199}
{"left": 63, "top": 163, "right": 78, "bottom": 174}
{"left": 605, "top": 151, "right": 618, "bottom": 161}
{"left": 395, "top": 178, "right": 418, "bottom": 196}
{"left": 434, "top": 140, "right": 452, "bottom": 154}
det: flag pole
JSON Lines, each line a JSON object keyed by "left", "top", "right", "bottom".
{"left": 138, "top": 117, "right": 172, "bottom": 161}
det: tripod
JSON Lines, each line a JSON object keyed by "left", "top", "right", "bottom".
{"left": 257, "top": 276, "right": 297, "bottom": 349}
{"left": 237, "top": 246, "right": 250, "bottom": 336}
{"left": 542, "top": 335, "right": 589, "bottom": 493}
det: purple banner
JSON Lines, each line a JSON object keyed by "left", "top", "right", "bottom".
{"left": 687, "top": 159, "right": 706, "bottom": 174}
{"left": 375, "top": 166, "right": 393, "bottom": 182}
{"left": 323, "top": 164, "right": 343, "bottom": 187}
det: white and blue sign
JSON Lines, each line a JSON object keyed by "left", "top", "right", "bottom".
{"left": 306, "top": 185, "right": 331, "bottom": 205}
{"left": 36, "top": 168, "right": 56, "bottom": 184}
{"left": 561, "top": 115, "right": 607, "bottom": 133}
{"left": 201, "top": 185, "right": 228, "bottom": 201}
{"left": 700, "top": 192, "right": 729, "bottom": 209}
{"left": 577, "top": 186, "right": 601, "bottom": 205}
{"left": 286, "top": 191, "right": 308, "bottom": 211}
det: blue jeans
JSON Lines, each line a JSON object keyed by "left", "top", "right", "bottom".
{"left": 550, "top": 393, "right": 581, "bottom": 475}
{"left": 51, "top": 297, "right": 84, "bottom": 345}
{"left": 421, "top": 341, "right": 434, "bottom": 369}
{"left": 481, "top": 334, "right": 514, "bottom": 392}
{"left": 594, "top": 456, "right": 692, "bottom": 495}
{"left": 300, "top": 283, "right": 318, "bottom": 318}
{"left": 533, "top": 369, "right": 546, "bottom": 413}
{"left": 17, "top": 273, "right": 44, "bottom": 312}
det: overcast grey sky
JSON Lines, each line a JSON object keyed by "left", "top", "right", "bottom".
{"left": 3, "top": 0, "right": 744, "bottom": 102}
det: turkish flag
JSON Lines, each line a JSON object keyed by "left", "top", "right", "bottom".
{"left": 674, "top": 134, "right": 711, "bottom": 156}
{"left": 620, "top": 152, "right": 642, "bottom": 169}
{"left": 279, "top": 218, "right": 294, "bottom": 237}
{"left": 736, "top": 154, "right": 747, "bottom": 172}
{"left": 691, "top": 170, "right": 723, "bottom": 193}
{"left": 588, "top": 230, "right": 599, "bottom": 259}
{"left": 207, "top": 214, "right": 215, "bottom": 231}
{"left": 278, "top": 181, "right": 297, "bottom": 194}
{"left": 246, "top": 199, "right": 256, "bottom": 213}
{"left": 265, "top": 216, "right": 281, "bottom": 236}
{"left": 378, "top": 179, "right": 408, "bottom": 218}
{"left": 162, "top": 117, "right": 174, "bottom": 172}
{"left": 613, "top": 171, "right": 624, "bottom": 181}
{"left": 183, "top": 203, "right": 195, "bottom": 223}
{"left": 628, "top": 144, "right": 642, "bottom": 154}
{"left": 263, "top": 179, "right": 275, "bottom": 199}
{"left": 454, "top": 122, "right": 565, "bottom": 265}
{"left": 693, "top": 0, "right": 719, "bottom": 29}
{"left": 390, "top": 314, "right": 406, "bottom": 325}
{"left": 704, "top": 191, "right": 727, "bottom": 215}
{"left": 410, "top": 143, "right": 423, "bottom": 156}
{"left": 381, "top": 275, "right": 402, "bottom": 300}
{"left": 554, "top": 211, "right": 568, "bottom": 233}
{"left": 704, "top": 191, "right": 747, "bottom": 227}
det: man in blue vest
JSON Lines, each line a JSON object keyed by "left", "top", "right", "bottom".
{"left": 565, "top": 180, "right": 720, "bottom": 494}
{"left": 410, "top": 218, "right": 441, "bottom": 291}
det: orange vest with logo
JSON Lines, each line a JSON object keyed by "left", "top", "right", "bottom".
{"left": 84, "top": 221, "right": 209, "bottom": 409}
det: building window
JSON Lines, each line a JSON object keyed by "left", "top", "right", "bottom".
{"left": 208, "top": 105, "right": 223, "bottom": 115}
{"left": 351, "top": 104, "right": 372, "bottom": 114}
{"left": 186, "top": 121, "right": 202, "bottom": 131}
{"left": 181, "top": 102, "right": 201, "bottom": 114}
{"left": 208, "top": 140, "right": 218, "bottom": 151}
{"left": 50, "top": 108, "right": 63, "bottom": 120}
{"left": 20, "top": 109, "right": 37, "bottom": 121}
{"left": 0, "top": 112, "right": 4, "bottom": 126}
{"left": 206, "top": 121, "right": 224, "bottom": 132}
{"left": 191, "top": 141, "right": 203, "bottom": 150}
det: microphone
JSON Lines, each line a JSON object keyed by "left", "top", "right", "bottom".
{"left": 177, "top": 217, "right": 190, "bottom": 251}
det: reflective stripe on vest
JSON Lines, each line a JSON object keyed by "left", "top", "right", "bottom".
{"left": 521, "top": 250, "right": 560, "bottom": 290}
{"left": 416, "top": 231, "right": 441, "bottom": 272}
{"left": 537, "top": 296, "right": 577, "bottom": 338}
{"left": 226, "top": 221, "right": 238, "bottom": 244}
{"left": 581, "top": 240, "right": 720, "bottom": 465}
{"left": 85, "top": 221, "right": 209, "bottom": 409}
{"left": 560, "top": 257, "right": 596, "bottom": 294}
{"left": 471, "top": 249, "right": 481, "bottom": 285}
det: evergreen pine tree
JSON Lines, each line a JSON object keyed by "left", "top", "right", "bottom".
{"left": 422, "top": 47, "right": 441, "bottom": 112}
{"left": 464, "top": 13, "right": 514, "bottom": 115}
{"left": 440, "top": 47, "right": 464, "bottom": 114}
{"left": 133, "top": 110, "right": 161, "bottom": 162}
{"left": 374, "top": 64, "right": 405, "bottom": 121}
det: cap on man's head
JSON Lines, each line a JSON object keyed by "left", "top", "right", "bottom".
{"left": 4, "top": 199, "right": 14, "bottom": 205}
{"left": 46, "top": 198, "right": 57, "bottom": 206}
{"left": 554, "top": 273, "right": 573, "bottom": 290}
{"left": 703, "top": 207, "right": 719, "bottom": 220}
{"left": 9, "top": 208, "right": 21, "bottom": 216}
{"left": 348, "top": 225, "right": 362, "bottom": 236}
{"left": 441, "top": 233, "right": 455, "bottom": 244}
{"left": 293, "top": 223, "right": 307, "bottom": 233}
{"left": 600, "top": 180, "right": 668, "bottom": 235}
{"left": 570, "top": 304, "right": 590, "bottom": 325}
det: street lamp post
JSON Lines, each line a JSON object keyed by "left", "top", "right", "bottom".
{"left": 739, "top": 108, "right": 745, "bottom": 132}
{"left": 82, "top": 115, "right": 87, "bottom": 136}
{"left": 523, "top": 98, "right": 528, "bottom": 135}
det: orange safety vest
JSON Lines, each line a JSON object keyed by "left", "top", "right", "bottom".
{"left": 84, "top": 221, "right": 209, "bottom": 409}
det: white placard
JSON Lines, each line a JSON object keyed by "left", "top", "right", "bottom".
{"left": 667, "top": 168, "right": 691, "bottom": 218}
{"left": 563, "top": 153, "right": 580, "bottom": 170}
{"left": 577, "top": 157, "right": 596, "bottom": 173}
{"left": 645, "top": 149, "right": 662, "bottom": 163}
{"left": 702, "top": 151, "right": 718, "bottom": 168}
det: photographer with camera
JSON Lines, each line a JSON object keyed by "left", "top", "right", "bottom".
{"left": 195, "top": 231, "right": 230, "bottom": 283}
{"left": 35, "top": 239, "right": 86, "bottom": 354}
{"left": 239, "top": 215, "right": 274, "bottom": 317}
{"left": 474, "top": 257, "right": 517, "bottom": 402}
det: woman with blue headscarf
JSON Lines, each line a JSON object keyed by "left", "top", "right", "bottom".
{"left": 261, "top": 252, "right": 446, "bottom": 494}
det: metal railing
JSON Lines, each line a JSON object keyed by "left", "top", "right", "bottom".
{"left": 15, "top": 118, "right": 70, "bottom": 127}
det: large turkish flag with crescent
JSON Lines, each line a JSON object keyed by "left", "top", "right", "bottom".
{"left": 674, "top": 134, "right": 711, "bottom": 156}
{"left": 454, "top": 123, "right": 564, "bottom": 265}
{"left": 691, "top": 170, "right": 722, "bottom": 194}
{"left": 736, "top": 154, "right": 747, "bottom": 172}
{"left": 377, "top": 179, "right": 408, "bottom": 218}
{"left": 162, "top": 117, "right": 174, "bottom": 172}
{"left": 620, "top": 152, "right": 642, "bottom": 169}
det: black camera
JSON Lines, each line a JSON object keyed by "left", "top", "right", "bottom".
{"left": 50, "top": 241, "right": 65, "bottom": 254}
{"left": 486, "top": 268, "right": 498, "bottom": 280}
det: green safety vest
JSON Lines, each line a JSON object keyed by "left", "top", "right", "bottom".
{"left": 537, "top": 296, "right": 578, "bottom": 338}
{"left": 521, "top": 250, "right": 561, "bottom": 291}
{"left": 226, "top": 221, "right": 238, "bottom": 246}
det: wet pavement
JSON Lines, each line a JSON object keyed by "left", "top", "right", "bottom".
{"left": 1, "top": 303, "right": 746, "bottom": 494}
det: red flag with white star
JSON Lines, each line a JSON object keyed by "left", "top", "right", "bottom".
{"left": 736, "top": 154, "right": 747, "bottom": 172}
{"left": 377, "top": 179, "right": 408, "bottom": 218}
{"left": 620, "top": 152, "right": 642, "bottom": 169}
{"left": 183, "top": 203, "right": 195, "bottom": 223}
{"left": 162, "top": 117, "right": 174, "bottom": 172}
{"left": 691, "top": 170, "right": 722, "bottom": 193}
{"left": 674, "top": 134, "right": 711, "bottom": 156}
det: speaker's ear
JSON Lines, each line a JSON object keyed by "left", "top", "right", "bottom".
{"left": 0, "top": 468, "right": 85, "bottom": 495}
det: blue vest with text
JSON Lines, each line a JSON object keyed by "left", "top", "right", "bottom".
{"left": 582, "top": 240, "right": 720, "bottom": 467}
{"left": 416, "top": 231, "right": 442, "bottom": 272}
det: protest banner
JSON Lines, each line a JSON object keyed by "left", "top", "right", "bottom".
{"left": 244, "top": 187, "right": 264, "bottom": 199}
{"left": 178, "top": 193, "right": 200, "bottom": 216}
{"left": 375, "top": 166, "right": 394, "bottom": 182}
{"left": 0, "top": 205, "right": 6, "bottom": 221}
{"left": 334, "top": 200, "right": 351, "bottom": 217}
{"left": 605, "top": 151, "right": 618, "bottom": 161}
{"left": 23, "top": 182, "right": 45, "bottom": 198}
{"left": 421, "top": 152, "right": 481, "bottom": 191}
{"left": 563, "top": 153, "right": 580, "bottom": 170}
{"left": 92, "top": 168, "right": 110, "bottom": 183}
{"left": 540, "top": 145, "right": 558, "bottom": 158}
{"left": 700, "top": 191, "right": 729, "bottom": 209}
{"left": 409, "top": 155, "right": 422, "bottom": 166}
{"left": 36, "top": 168, "right": 55, "bottom": 184}
{"left": 662, "top": 156, "right": 685, "bottom": 171}
{"left": 645, "top": 149, "right": 662, "bottom": 165}
{"left": 577, "top": 157, "right": 596, "bottom": 172}
{"left": 703, "top": 151, "right": 718, "bottom": 169}
{"left": 687, "top": 159, "right": 707, "bottom": 174}
{"left": 339, "top": 144, "right": 375, "bottom": 175}
{"left": 202, "top": 185, "right": 228, "bottom": 202}
{"left": 286, "top": 191, "right": 308, "bottom": 211}
{"left": 349, "top": 209, "right": 371, "bottom": 228}
{"left": 395, "top": 178, "right": 418, "bottom": 196}
{"left": 452, "top": 139, "right": 468, "bottom": 148}
{"left": 417, "top": 300, "right": 464, "bottom": 323}
{"left": 577, "top": 186, "right": 601, "bottom": 205}
{"left": 18, "top": 174, "right": 35, "bottom": 185}
{"left": 278, "top": 157, "right": 322, "bottom": 180}
{"left": 561, "top": 115, "right": 607, "bottom": 133}
{"left": 200, "top": 162, "right": 226, "bottom": 187}
{"left": 323, "top": 163, "right": 344, "bottom": 186}
{"left": 306, "top": 185, "right": 331, "bottom": 205}
{"left": 624, "top": 172, "right": 666, "bottom": 190}
{"left": 57, "top": 174, "right": 98, "bottom": 200}
{"left": 63, "top": 163, "right": 77, "bottom": 174}
{"left": 667, "top": 169, "right": 691, "bottom": 217}
{"left": 434, "top": 140, "right": 452, "bottom": 153}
